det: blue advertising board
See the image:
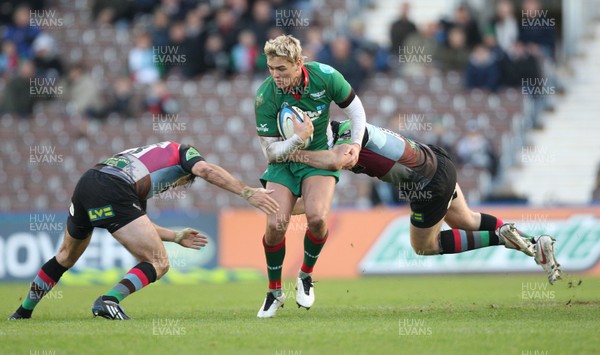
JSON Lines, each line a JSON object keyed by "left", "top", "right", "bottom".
{"left": 0, "top": 211, "right": 219, "bottom": 282}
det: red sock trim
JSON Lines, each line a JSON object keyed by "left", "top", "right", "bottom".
{"left": 301, "top": 263, "right": 313, "bottom": 274}
{"left": 452, "top": 229, "right": 462, "bottom": 253}
{"left": 496, "top": 218, "right": 504, "bottom": 230}
{"left": 306, "top": 229, "right": 328, "bottom": 245}
{"left": 269, "top": 280, "right": 281, "bottom": 290}
{"left": 129, "top": 267, "right": 149, "bottom": 286}
{"left": 38, "top": 269, "right": 56, "bottom": 286}
{"left": 263, "top": 236, "right": 286, "bottom": 252}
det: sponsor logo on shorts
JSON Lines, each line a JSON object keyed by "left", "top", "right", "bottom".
{"left": 88, "top": 205, "right": 115, "bottom": 221}
{"left": 257, "top": 123, "right": 269, "bottom": 132}
{"left": 410, "top": 211, "right": 423, "bottom": 222}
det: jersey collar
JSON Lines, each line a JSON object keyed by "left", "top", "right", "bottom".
{"left": 291, "top": 65, "right": 309, "bottom": 101}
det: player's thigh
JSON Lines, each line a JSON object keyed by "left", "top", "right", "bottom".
{"left": 410, "top": 220, "right": 444, "bottom": 255}
{"left": 111, "top": 215, "right": 167, "bottom": 273}
{"left": 264, "top": 181, "right": 297, "bottom": 239}
{"left": 301, "top": 175, "right": 336, "bottom": 217}
{"left": 444, "top": 184, "right": 480, "bottom": 230}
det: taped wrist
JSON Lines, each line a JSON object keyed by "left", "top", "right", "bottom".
{"left": 240, "top": 186, "right": 258, "bottom": 200}
{"left": 174, "top": 228, "right": 192, "bottom": 244}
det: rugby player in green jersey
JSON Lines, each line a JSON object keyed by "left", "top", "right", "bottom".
{"left": 254, "top": 35, "right": 367, "bottom": 317}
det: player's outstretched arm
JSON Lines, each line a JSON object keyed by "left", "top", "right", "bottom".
{"left": 342, "top": 96, "right": 366, "bottom": 169}
{"left": 191, "top": 160, "right": 279, "bottom": 214}
{"left": 289, "top": 144, "right": 354, "bottom": 171}
{"left": 153, "top": 225, "right": 209, "bottom": 250}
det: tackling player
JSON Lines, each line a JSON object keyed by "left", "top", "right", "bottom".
{"left": 9, "top": 141, "right": 279, "bottom": 320}
{"left": 254, "top": 35, "right": 366, "bottom": 317}
{"left": 291, "top": 121, "right": 561, "bottom": 284}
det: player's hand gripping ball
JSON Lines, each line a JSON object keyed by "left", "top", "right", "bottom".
{"left": 277, "top": 106, "right": 312, "bottom": 148}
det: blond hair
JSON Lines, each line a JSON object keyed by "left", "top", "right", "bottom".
{"left": 264, "top": 34, "right": 303, "bottom": 63}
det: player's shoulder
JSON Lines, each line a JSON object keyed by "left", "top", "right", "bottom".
{"left": 256, "top": 76, "right": 276, "bottom": 97}
{"left": 305, "top": 61, "right": 337, "bottom": 75}
{"left": 255, "top": 76, "right": 277, "bottom": 110}
{"left": 306, "top": 61, "right": 345, "bottom": 92}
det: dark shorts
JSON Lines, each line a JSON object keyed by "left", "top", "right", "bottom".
{"left": 67, "top": 169, "right": 146, "bottom": 239}
{"left": 409, "top": 145, "right": 457, "bottom": 228}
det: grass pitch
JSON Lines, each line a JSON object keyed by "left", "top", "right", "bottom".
{"left": 1, "top": 274, "right": 599, "bottom": 354}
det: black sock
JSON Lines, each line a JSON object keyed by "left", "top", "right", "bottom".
{"left": 480, "top": 213, "right": 503, "bottom": 231}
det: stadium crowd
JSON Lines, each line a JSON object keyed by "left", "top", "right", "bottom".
{"left": 0, "top": 0, "right": 584, "bottom": 206}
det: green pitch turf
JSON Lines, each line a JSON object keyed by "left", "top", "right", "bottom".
{"left": 1, "top": 275, "right": 599, "bottom": 354}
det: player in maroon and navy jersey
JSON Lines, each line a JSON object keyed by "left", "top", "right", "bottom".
{"left": 290, "top": 121, "right": 561, "bottom": 284}
{"left": 9, "top": 142, "right": 279, "bottom": 320}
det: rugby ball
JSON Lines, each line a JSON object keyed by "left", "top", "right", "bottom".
{"left": 277, "top": 106, "right": 312, "bottom": 148}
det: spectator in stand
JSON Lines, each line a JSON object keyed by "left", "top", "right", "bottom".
{"left": 490, "top": 0, "right": 518, "bottom": 53}
{"left": 1, "top": 60, "right": 37, "bottom": 117}
{"left": 500, "top": 41, "right": 541, "bottom": 88}
{"left": 149, "top": 8, "right": 171, "bottom": 48}
{"left": 164, "top": 19, "right": 204, "bottom": 79}
{"left": 519, "top": 0, "right": 559, "bottom": 113}
{"left": 245, "top": 0, "right": 274, "bottom": 48}
{"left": 0, "top": 40, "right": 20, "bottom": 78}
{"left": 105, "top": 75, "right": 137, "bottom": 118}
{"left": 91, "top": 0, "right": 132, "bottom": 26}
{"left": 3, "top": 5, "right": 41, "bottom": 59}
{"left": 199, "top": 32, "right": 230, "bottom": 75}
{"left": 206, "top": 6, "right": 240, "bottom": 53}
{"left": 129, "top": 32, "right": 160, "bottom": 84}
{"left": 326, "top": 35, "right": 367, "bottom": 93}
{"left": 402, "top": 22, "right": 441, "bottom": 76}
{"left": 64, "top": 63, "right": 105, "bottom": 120}
{"left": 303, "top": 27, "right": 326, "bottom": 61}
{"left": 32, "top": 33, "right": 63, "bottom": 79}
{"left": 483, "top": 30, "right": 505, "bottom": 60}
{"left": 130, "top": 0, "right": 156, "bottom": 16}
{"left": 181, "top": 9, "right": 208, "bottom": 78}
{"left": 455, "top": 122, "right": 498, "bottom": 177}
{"left": 436, "top": 27, "right": 470, "bottom": 72}
{"left": 158, "top": 0, "right": 193, "bottom": 22}
{"left": 501, "top": 41, "right": 545, "bottom": 129}
{"left": 465, "top": 44, "right": 501, "bottom": 92}
{"left": 228, "top": 0, "right": 250, "bottom": 22}
{"left": 389, "top": 2, "right": 417, "bottom": 56}
{"left": 266, "top": 27, "right": 286, "bottom": 43}
{"left": 231, "top": 30, "right": 259, "bottom": 74}
{"left": 440, "top": 4, "right": 482, "bottom": 49}
{"left": 519, "top": 0, "right": 556, "bottom": 59}
{"left": 145, "top": 80, "right": 180, "bottom": 115}
{"left": 349, "top": 19, "right": 386, "bottom": 72}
